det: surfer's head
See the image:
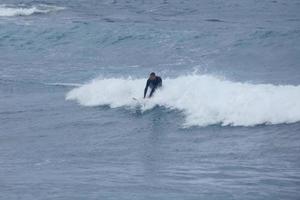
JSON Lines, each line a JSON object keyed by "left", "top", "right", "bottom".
{"left": 149, "top": 72, "right": 156, "bottom": 80}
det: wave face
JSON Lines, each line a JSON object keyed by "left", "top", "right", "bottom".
{"left": 66, "top": 75, "right": 300, "bottom": 127}
{"left": 0, "top": 4, "right": 64, "bottom": 17}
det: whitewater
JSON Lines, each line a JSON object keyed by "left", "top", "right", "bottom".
{"left": 66, "top": 74, "right": 300, "bottom": 127}
{"left": 0, "top": 4, "right": 64, "bottom": 17}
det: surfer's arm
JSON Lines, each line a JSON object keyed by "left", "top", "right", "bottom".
{"left": 144, "top": 80, "right": 150, "bottom": 98}
{"left": 158, "top": 77, "right": 162, "bottom": 87}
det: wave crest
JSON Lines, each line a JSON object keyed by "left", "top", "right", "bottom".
{"left": 66, "top": 75, "right": 300, "bottom": 127}
{"left": 0, "top": 4, "right": 64, "bottom": 17}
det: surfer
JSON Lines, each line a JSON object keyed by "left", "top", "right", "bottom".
{"left": 144, "top": 72, "right": 162, "bottom": 98}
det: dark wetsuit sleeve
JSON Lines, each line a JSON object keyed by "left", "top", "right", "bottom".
{"left": 158, "top": 77, "right": 162, "bottom": 87}
{"left": 144, "top": 79, "right": 150, "bottom": 98}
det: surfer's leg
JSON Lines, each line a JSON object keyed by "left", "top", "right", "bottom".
{"left": 149, "top": 87, "right": 156, "bottom": 97}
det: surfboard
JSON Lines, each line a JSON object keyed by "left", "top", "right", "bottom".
{"left": 132, "top": 97, "right": 146, "bottom": 107}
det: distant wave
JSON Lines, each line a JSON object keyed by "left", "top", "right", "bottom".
{"left": 0, "top": 4, "right": 64, "bottom": 17}
{"left": 66, "top": 75, "right": 300, "bottom": 127}
{"left": 45, "top": 82, "right": 83, "bottom": 87}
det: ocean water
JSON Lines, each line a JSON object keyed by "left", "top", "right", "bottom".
{"left": 1, "top": 0, "right": 300, "bottom": 199}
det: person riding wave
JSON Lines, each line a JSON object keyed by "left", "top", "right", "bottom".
{"left": 144, "top": 72, "right": 162, "bottom": 98}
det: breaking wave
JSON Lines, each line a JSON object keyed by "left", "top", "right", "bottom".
{"left": 66, "top": 75, "right": 300, "bottom": 127}
{"left": 0, "top": 4, "right": 64, "bottom": 17}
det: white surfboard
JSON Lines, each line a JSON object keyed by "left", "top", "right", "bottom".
{"left": 132, "top": 97, "right": 146, "bottom": 108}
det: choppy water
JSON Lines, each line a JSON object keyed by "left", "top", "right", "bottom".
{"left": 1, "top": 0, "right": 300, "bottom": 199}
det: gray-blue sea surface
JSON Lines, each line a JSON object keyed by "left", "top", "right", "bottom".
{"left": 0, "top": 0, "right": 300, "bottom": 199}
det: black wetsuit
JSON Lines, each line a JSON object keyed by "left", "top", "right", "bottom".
{"left": 144, "top": 76, "right": 162, "bottom": 98}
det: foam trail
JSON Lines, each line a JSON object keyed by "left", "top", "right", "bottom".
{"left": 0, "top": 4, "right": 64, "bottom": 17}
{"left": 66, "top": 75, "right": 300, "bottom": 127}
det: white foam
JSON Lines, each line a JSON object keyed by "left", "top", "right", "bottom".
{"left": 66, "top": 75, "right": 300, "bottom": 127}
{"left": 0, "top": 4, "right": 64, "bottom": 17}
